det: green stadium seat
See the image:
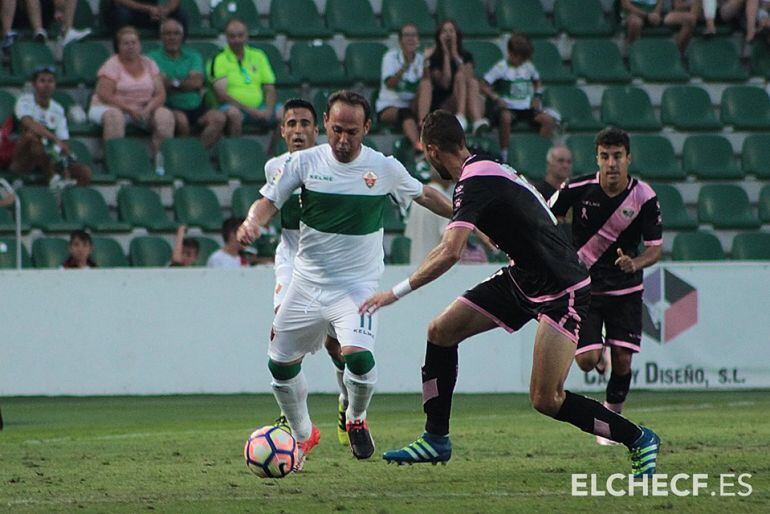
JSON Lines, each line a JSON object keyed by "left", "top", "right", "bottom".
{"left": 249, "top": 43, "right": 299, "bottom": 87}
{"left": 687, "top": 38, "right": 748, "bottom": 82}
{"left": 175, "top": 0, "right": 216, "bottom": 37}
{"left": 129, "top": 236, "right": 172, "bottom": 267}
{"left": 326, "top": 0, "right": 387, "bottom": 37}
{"left": 383, "top": 202, "right": 405, "bottom": 234}
{"left": 217, "top": 138, "right": 267, "bottom": 183}
{"left": 698, "top": 185, "right": 759, "bottom": 229}
{"left": 682, "top": 135, "right": 742, "bottom": 180}
{"left": 750, "top": 40, "right": 770, "bottom": 78}
{"left": 742, "top": 134, "right": 770, "bottom": 179}
{"left": 117, "top": 186, "right": 179, "bottom": 232}
{"left": 391, "top": 136, "right": 418, "bottom": 175}
{"left": 436, "top": 0, "right": 498, "bottom": 37}
{"left": 720, "top": 86, "right": 770, "bottom": 130}
{"left": 104, "top": 138, "right": 173, "bottom": 185}
{"left": 161, "top": 138, "right": 226, "bottom": 184}
{"left": 389, "top": 235, "right": 411, "bottom": 264}
{"left": 191, "top": 236, "right": 219, "bottom": 265}
{"left": 760, "top": 185, "right": 770, "bottom": 223}
{"left": 11, "top": 42, "right": 63, "bottom": 83}
{"left": 507, "top": 134, "right": 551, "bottom": 180}
{"left": 0, "top": 90, "right": 15, "bottom": 120}
{"left": 572, "top": 40, "right": 631, "bottom": 83}
{"left": 629, "top": 135, "right": 685, "bottom": 181}
{"left": 543, "top": 86, "right": 602, "bottom": 131}
{"left": 71, "top": 0, "right": 104, "bottom": 36}
{"left": 62, "top": 187, "right": 132, "bottom": 232}
{"left": 0, "top": 237, "right": 31, "bottom": 268}
{"left": 731, "top": 232, "right": 770, "bottom": 260}
{"left": 464, "top": 40, "right": 503, "bottom": 77}
{"left": 210, "top": 0, "right": 274, "bottom": 37}
{"left": 381, "top": 0, "right": 435, "bottom": 36}
{"left": 290, "top": 42, "right": 346, "bottom": 86}
{"left": 671, "top": 231, "right": 725, "bottom": 261}
{"left": 566, "top": 135, "right": 597, "bottom": 174}
{"left": 270, "top": 0, "right": 332, "bottom": 38}
{"left": 67, "top": 139, "right": 115, "bottom": 184}
{"left": 650, "top": 183, "right": 696, "bottom": 230}
{"left": 532, "top": 40, "right": 575, "bottom": 85}
{"left": 496, "top": 0, "right": 556, "bottom": 36}
{"left": 345, "top": 42, "right": 388, "bottom": 85}
{"left": 18, "top": 186, "right": 80, "bottom": 232}
{"left": 173, "top": 186, "right": 223, "bottom": 231}
{"left": 62, "top": 42, "right": 109, "bottom": 86}
{"left": 187, "top": 42, "right": 221, "bottom": 66}
{"left": 553, "top": 0, "right": 614, "bottom": 37}
{"left": 601, "top": 87, "right": 661, "bottom": 131}
{"left": 628, "top": 40, "right": 689, "bottom": 82}
{"left": 466, "top": 134, "right": 501, "bottom": 157}
{"left": 660, "top": 86, "right": 722, "bottom": 131}
{"left": 0, "top": 203, "right": 29, "bottom": 232}
{"left": 231, "top": 186, "right": 261, "bottom": 218}
{"left": 92, "top": 237, "right": 128, "bottom": 267}
{"left": 31, "top": 237, "right": 69, "bottom": 268}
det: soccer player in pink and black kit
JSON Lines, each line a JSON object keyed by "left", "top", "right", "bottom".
{"left": 361, "top": 111, "right": 660, "bottom": 476}
{"left": 549, "top": 127, "right": 662, "bottom": 445}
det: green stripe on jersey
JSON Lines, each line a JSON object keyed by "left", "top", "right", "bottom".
{"left": 301, "top": 190, "right": 387, "bottom": 235}
{"left": 281, "top": 194, "right": 301, "bottom": 230}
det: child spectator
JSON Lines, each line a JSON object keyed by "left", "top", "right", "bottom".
{"left": 62, "top": 229, "right": 96, "bottom": 268}
{"left": 170, "top": 225, "right": 199, "bottom": 266}
{"left": 207, "top": 217, "right": 247, "bottom": 268}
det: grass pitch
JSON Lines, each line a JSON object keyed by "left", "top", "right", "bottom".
{"left": 0, "top": 391, "right": 768, "bottom": 513}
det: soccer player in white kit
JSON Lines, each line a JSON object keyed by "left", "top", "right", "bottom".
{"left": 238, "top": 91, "right": 452, "bottom": 469}
{"left": 268, "top": 98, "right": 350, "bottom": 446}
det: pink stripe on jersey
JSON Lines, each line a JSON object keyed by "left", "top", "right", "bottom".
{"left": 592, "top": 284, "right": 644, "bottom": 296}
{"left": 457, "top": 296, "right": 515, "bottom": 333}
{"left": 577, "top": 181, "right": 657, "bottom": 268}
{"left": 446, "top": 221, "right": 476, "bottom": 232}
{"left": 511, "top": 275, "right": 591, "bottom": 303}
{"left": 645, "top": 239, "right": 663, "bottom": 246}
{"left": 566, "top": 173, "right": 600, "bottom": 189}
{"left": 460, "top": 159, "right": 517, "bottom": 182}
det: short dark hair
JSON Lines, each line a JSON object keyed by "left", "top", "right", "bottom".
{"left": 69, "top": 229, "right": 92, "bottom": 245}
{"left": 222, "top": 217, "right": 244, "bottom": 242}
{"left": 507, "top": 33, "right": 533, "bottom": 60}
{"left": 421, "top": 110, "right": 466, "bottom": 152}
{"left": 399, "top": 23, "right": 418, "bottom": 40}
{"left": 31, "top": 64, "right": 56, "bottom": 82}
{"left": 224, "top": 17, "right": 248, "bottom": 32}
{"left": 283, "top": 98, "right": 317, "bottom": 124}
{"left": 327, "top": 90, "right": 371, "bottom": 123}
{"left": 595, "top": 127, "right": 630, "bottom": 155}
{"left": 182, "top": 237, "right": 199, "bottom": 254}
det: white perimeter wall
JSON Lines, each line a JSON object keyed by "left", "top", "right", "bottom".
{"left": 1, "top": 263, "right": 768, "bottom": 396}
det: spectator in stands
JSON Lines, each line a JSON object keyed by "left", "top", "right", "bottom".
{"left": 701, "top": 0, "right": 752, "bottom": 37}
{"left": 170, "top": 224, "right": 199, "bottom": 266}
{"left": 209, "top": 18, "right": 278, "bottom": 136}
{"left": 62, "top": 229, "right": 96, "bottom": 268}
{"left": 2, "top": 0, "right": 46, "bottom": 49}
{"left": 479, "top": 34, "right": 556, "bottom": 163}
{"left": 10, "top": 65, "right": 92, "bottom": 186}
{"left": 622, "top": 0, "right": 698, "bottom": 53}
{"left": 417, "top": 19, "right": 488, "bottom": 134}
{"left": 89, "top": 26, "right": 174, "bottom": 175}
{"left": 376, "top": 23, "right": 425, "bottom": 153}
{"left": 149, "top": 18, "right": 226, "bottom": 148}
{"left": 103, "top": 0, "right": 186, "bottom": 34}
{"left": 1, "top": 0, "right": 90, "bottom": 49}
{"left": 207, "top": 217, "right": 247, "bottom": 268}
{"left": 534, "top": 144, "right": 573, "bottom": 201}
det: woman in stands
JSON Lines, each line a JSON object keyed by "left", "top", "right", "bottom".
{"left": 88, "top": 25, "right": 174, "bottom": 174}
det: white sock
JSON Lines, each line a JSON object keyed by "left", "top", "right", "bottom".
{"left": 271, "top": 372, "right": 312, "bottom": 441}
{"left": 344, "top": 366, "right": 377, "bottom": 422}
{"left": 336, "top": 366, "right": 348, "bottom": 405}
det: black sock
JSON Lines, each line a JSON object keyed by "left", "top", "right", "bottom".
{"left": 555, "top": 390, "right": 642, "bottom": 449}
{"left": 422, "top": 341, "right": 458, "bottom": 436}
{"left": 606, "top": 371, "right": 632, "bottom": 406}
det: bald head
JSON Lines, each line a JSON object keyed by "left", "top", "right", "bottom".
{"left": 545, "top": 145, "right": 572, "bottom": 186}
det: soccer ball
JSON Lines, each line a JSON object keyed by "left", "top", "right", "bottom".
{"left": 244, "top": 425, "right": 298, "bottom": 478}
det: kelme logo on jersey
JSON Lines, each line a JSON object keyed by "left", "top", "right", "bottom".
{"left": 642, "top": 268, "right": 698, "bottom": 344}
{"left": 363, "top": 171, "right": 377, "bottom": 188}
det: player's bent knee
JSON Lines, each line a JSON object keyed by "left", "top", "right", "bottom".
{"left": 575, "top": 353, "right": 598, "bottom": 372}
{"left": 267, "top": 359, "right": 302, "bottom": 380}
{"left": 530, "top": 391, "right": 563, "bottom": 417}
{"left": 343, "top": 350, "right": 375, "bottom": 375}
{"left": 426, "top": 319, "right": 455, "bottom": 346}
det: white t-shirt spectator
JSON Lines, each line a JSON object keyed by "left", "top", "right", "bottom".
{"left": 14, "top": 93, "right": 69, "bottom": 140}
{"left": 375, "top": 49, "right": 425, "bottom": 112}
{"left": 207, "top": 249, "right": 246, "bottom": 268}
{"left": 483, "top": 60, "right": 540, "bottom": 111}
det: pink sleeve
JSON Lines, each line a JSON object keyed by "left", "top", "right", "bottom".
{"left": 144, "top": 56, "right": 160, "bottom": 77}
{"left": 98, "top": 56, "right": 121, "bottom": 81}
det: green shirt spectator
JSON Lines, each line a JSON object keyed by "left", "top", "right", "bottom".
{"left": 209, "top": 45, "right": 275, "bottom": 108}
{"left": 148, "top": 46, "right": 204, "bottom": 111}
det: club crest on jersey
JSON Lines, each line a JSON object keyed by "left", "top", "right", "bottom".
{"left": 622, "top": 207, "right": 636, "bottom": 219}
{"left": 363, "top": 171, "right": 377, "bottom": 188}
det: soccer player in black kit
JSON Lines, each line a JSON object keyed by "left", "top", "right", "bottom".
{"left": 550, "top": 127, "right": 662, "bottom": 446}
{"left": 360, "top": 111, "right": 660, "bottom": 476}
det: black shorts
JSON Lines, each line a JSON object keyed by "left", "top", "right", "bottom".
{"left": 459, "top": 267, "right": 590, "bottom": 344}
{"left": 492, "top": 107, "right": 540, "bottom": 127}
{"left": 576, "top": 291, "right": 643, "bottom": 355}
{"left": 179, "top": 104, "right": 209, "bottom": 126}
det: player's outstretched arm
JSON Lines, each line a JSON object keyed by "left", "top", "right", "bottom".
{"left": 237, "top": 198, "right": 279, "bottom": 245}
{"left": 414, "top": 185, "right": 453, "bottom": 219}
{"left": 359, "top": 226, "right": 472, "bottom": 314}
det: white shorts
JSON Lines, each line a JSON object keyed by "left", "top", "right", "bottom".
{"left": 269, "top": 278, "right": 378, "bottom": 363}
{"left": 272, "top": 263, "right": 294, "bottom": 310}
{"left": 88, "top": 105, "right": 150, "bottom": 130}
